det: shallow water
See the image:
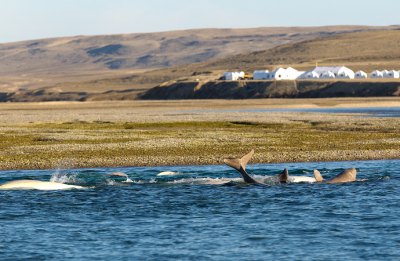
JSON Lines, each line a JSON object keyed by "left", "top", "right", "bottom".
{"left": 186, "top": 106, "right": 400, "bottom": 117}
{"left": 0, "top": 160, "right": 399, "bottom": 260}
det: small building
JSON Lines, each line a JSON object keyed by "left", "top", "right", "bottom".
{"left": 383, "top": 70, "right": 400, "bottom": 78}
{"left": 355, "top": 70, "right": 368, "bottom": 79}
{"left": 253, "top": 70, "right": 270, "bottom": 80}
{"left": 223, "top": 71, "right": 245, "bottom": 81}
{"left": 370, "top": 70, "right": 384, "bottom": 78}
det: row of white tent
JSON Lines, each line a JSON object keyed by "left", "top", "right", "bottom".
{"left": 223, "top": 67, "right": 400, "bottom": 81}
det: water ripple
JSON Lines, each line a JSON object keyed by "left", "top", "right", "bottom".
{"left": 0, "top": 159, "right": 399, "bottom": 260}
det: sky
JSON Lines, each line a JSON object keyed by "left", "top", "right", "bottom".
{"left": 1, "top": 0, "right": 399, "bottom": 43}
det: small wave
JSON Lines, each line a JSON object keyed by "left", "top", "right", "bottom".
{"left": 123, "top": 178, "right": 134, "bottom": 183}
{"left": 149, "top": 178, "right": 158, "bottom": 184}
{"left": 50, "top": 171, "right": 78, "bottom": 184}
{"left": 108, "top": 172, "right": 134, "bottom": 183}
{"left": 157, "top": 171, "right": 181, "bottom": 176}
{"left": 131, "top": 180, "right": 145, "bottom": 184}
{"left": 168, "top": 177, "right": 241, "bottom": 185}
{"left": 106, "top": 179, "right": 117, "bottom": 186}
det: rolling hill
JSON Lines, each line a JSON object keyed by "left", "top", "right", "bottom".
{"left": 199, "top": 29, "right": 400, "bottom": 72}
{"left": 0, "top": 25, "right": 394, "bottom": 93}
{"left": 2, "top": 26, "right": 400, "bottom": 101}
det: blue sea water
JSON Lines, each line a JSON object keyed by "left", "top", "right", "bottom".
{"left": 0, "top": 160, "right": 399, "bottom": 260}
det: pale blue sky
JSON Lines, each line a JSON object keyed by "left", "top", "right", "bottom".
{"left": 1, "top": 0, "right": 399, "bottom": 43}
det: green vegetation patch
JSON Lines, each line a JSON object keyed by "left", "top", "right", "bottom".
{"left": 1, "top": 120, "right": 399, "bottom": 170}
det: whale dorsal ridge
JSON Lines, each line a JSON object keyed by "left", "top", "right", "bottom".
{"left": 278, "top": 168, "right": 289, "bottom": 183}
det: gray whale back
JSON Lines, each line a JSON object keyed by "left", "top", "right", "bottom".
{"left": 313, "top": 168, "right": 357, "bottom": 184}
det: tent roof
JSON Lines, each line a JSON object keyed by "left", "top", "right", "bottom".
{"left": 312, "top": 66, "right": 349, "bottom": 74}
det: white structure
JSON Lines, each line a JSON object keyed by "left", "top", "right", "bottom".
{"left": 223, "top": 71, "right": 244, "bottom": 81}
{"left": 302, "top": 71, "right": 320, "bottom": 79}
{"left": 370, "top": 70, "right": 384, "bottom": 78}
{"left": 382, "top": 70, "right": 390, "bottom": 77}
{"left": 309, "top": 66, "right": 355, "bottom": 79}
{"left": 253, "top": 70, "right": 270, "bottom": 80}
{"left": 337, "top": 70, "right": 355, "bottom": 79}
{"left": 269, "top": 67, "right": 303, "bottom": 80}
{"left": 383, "top": 70, "right": 399, "bottom": 78}
{"left": 355, "top": 71, "right": 368, "bottom": 79}
{"left": 320, "top": 71, "right": 336, "bottom": 79}
{"left": 286, "top": 67, "right": 305, "bottom": 79}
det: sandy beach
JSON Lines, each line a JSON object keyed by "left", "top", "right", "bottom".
{"left": 0, "top": 97, "right": 399, "bottom": 170}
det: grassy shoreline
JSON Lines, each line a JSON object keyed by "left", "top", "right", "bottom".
{"left": 1, "top": 114, "right": 399, "bottom": 170}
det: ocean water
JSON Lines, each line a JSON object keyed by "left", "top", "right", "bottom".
{"left": 0, "top": 160, "right": 399, "bottom": 260}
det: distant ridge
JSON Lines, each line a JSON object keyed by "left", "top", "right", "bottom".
{"left": 1, "top": 25, "right": 400, "bottom": 96}
{"left": 0, "top": 25, "right": 395, "bottom": 77}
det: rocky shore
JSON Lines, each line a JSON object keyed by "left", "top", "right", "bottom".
{"left": 140, "top": 80, "right": 400, "bottom": 99}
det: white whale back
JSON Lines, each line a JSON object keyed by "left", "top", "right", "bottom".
{"left": 0, "top": 180, "right": 85, "bottom": 190}
{"left": 289, "top": 176, "right": 317, "bottom": 183}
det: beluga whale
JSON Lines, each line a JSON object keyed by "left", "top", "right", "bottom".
{"left": 0, "top": 180, "right": 85, "bottom": 190}
{"left": 313, "top": 168, "right": 357, "bottom": 184}
{"left": 224, "top": 150, "right": 357, "bottom": 185}
{"left": 224, "top": 150, "right": 315, "bottom": 184}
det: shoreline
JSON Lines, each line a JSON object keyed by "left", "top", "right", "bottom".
{"left": 1, "top": 154, "right": 400, "bottom": 172}
{"left": 0, "top": 98, "right": 399, "bottom": 171}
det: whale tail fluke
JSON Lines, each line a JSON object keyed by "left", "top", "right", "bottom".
{"left": 313, "top": 169, "right": 324, "bottom": 182}
{"left": 278, "top": 168, "right": 289, "bottom": 183}
{"left": 224, "top": 150, "right": 258, "bottom": 184}
{"left": 223, "top": 149, "right": 254, "bottom": 172}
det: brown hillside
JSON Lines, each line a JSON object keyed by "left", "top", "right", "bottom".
{"left": 199, "top": 29, "right": 400, "bottom": 72}
{"left": 80, "top": 29, "right": 400, "bottom": 92}
{"left": 0, "top": 26, "right": 394, "bottom": 92}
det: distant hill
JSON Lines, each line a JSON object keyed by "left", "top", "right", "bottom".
{"left": 194, "top": 29, "right": 400, "bottom": 72}
{"left": 0, "top": 25, "right": 394, "bottom": 92}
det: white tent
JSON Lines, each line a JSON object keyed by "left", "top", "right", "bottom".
{"left": 383, "top": 70, "right": 399, "bottom": 78}
{"left": 302, "top": 71, "right": 320, "bottom": 79}
{"left": 286, "top": 67, "right": 304, "bottom": 79}
{"left": 269, "top": 67, "right": 302, "bottom": 80}
{"left": 370, "top": 70, "right": 384, "bottom": 78}
{"left": 355, "top": 71, "right": 368, "bottom": 79}
{"left": 223, "top": 71, "right": 244, "bottom": 81}
{"left": 338, "top": 70, "right": 355, "bottom": 79}
{"left": 310, "top": 66, "right": 355, "bottom": 79}
{"left": 270, "top": 68, "right": 287, "bottom": 80}
{"left": 320, "top": 71, "right": 336, "bottom": 79}
{"left": 253, "top": 70, "right": 270, "bottom": 80}
{"left": 382, "top": 70, "right": 390, "bottom": 77}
